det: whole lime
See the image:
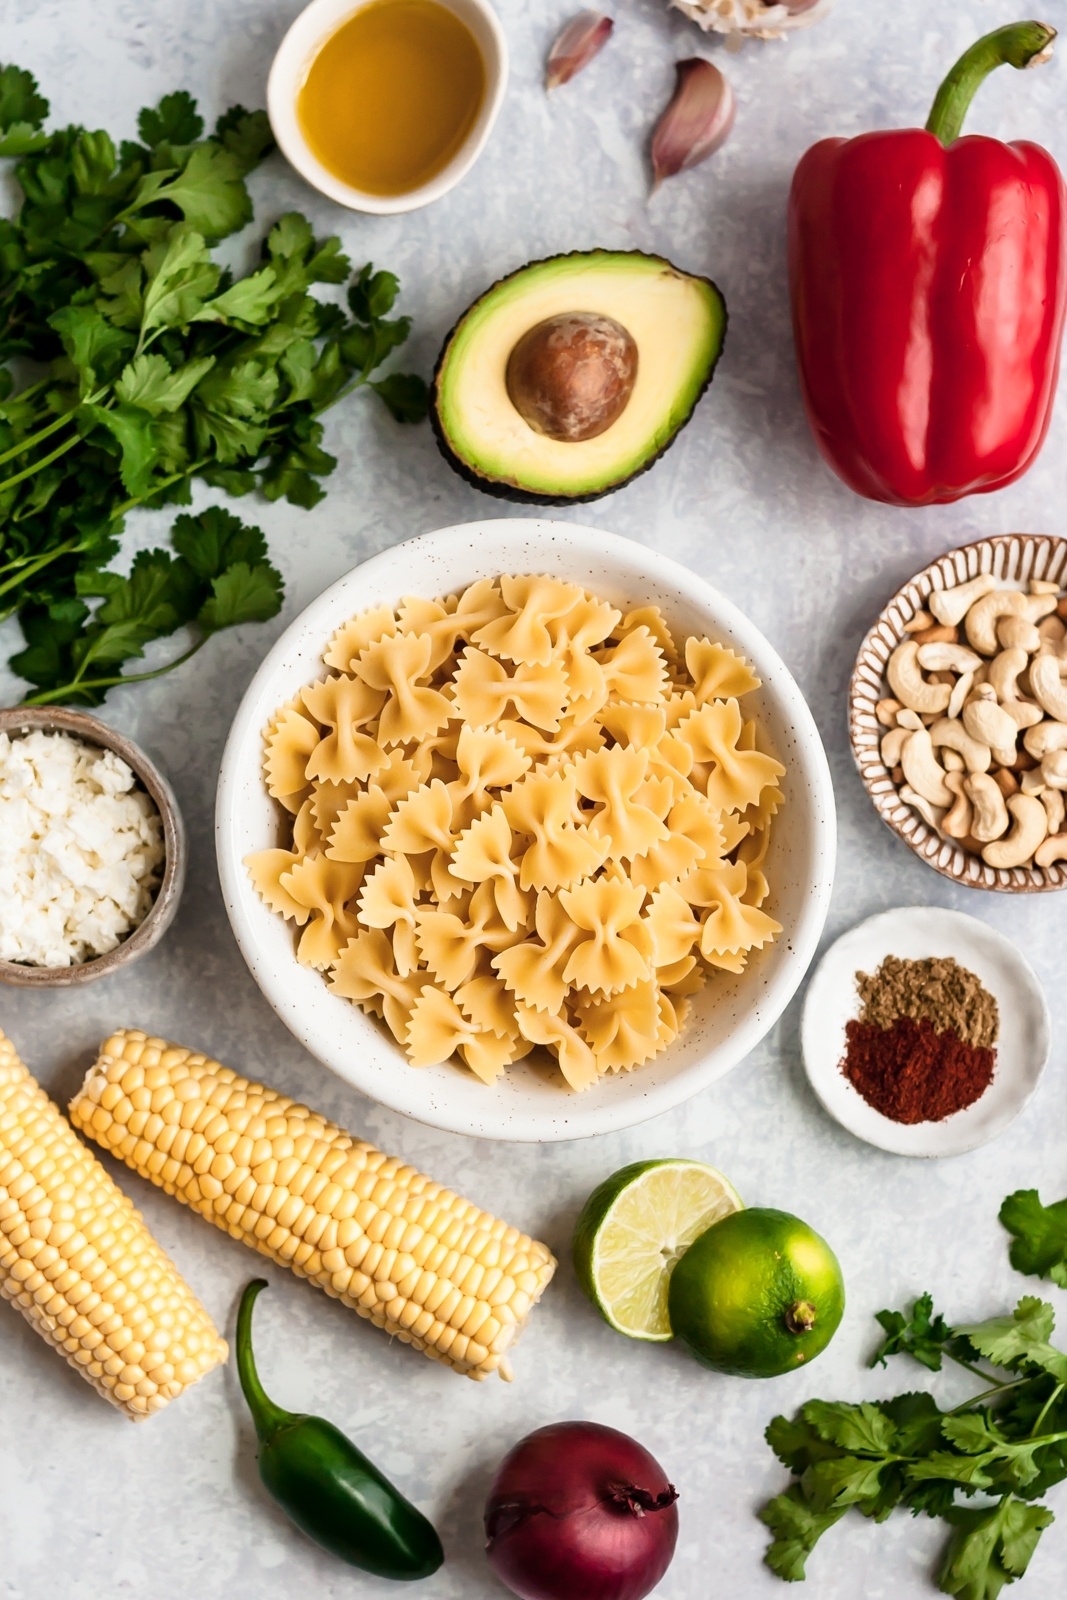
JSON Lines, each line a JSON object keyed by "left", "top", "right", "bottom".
{"left": 667, "top": 1207, "right": 845, "bottom": 1378}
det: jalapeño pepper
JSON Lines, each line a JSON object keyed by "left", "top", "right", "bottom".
{"left": 236, "top": 1279, "right": 444, "bottom": 1580}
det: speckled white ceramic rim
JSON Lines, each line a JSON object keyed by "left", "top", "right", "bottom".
{"left": 266, "top": 0, "right": 509, "bottom": 215}
{"left": 801, "top": 907, "right": 1051, "bottom": 1158}
{"left": 216, "top": 519, "right": 836, "bottom": 1141}
{"left": 848, "top": 534, "right": 1067, "bottom": 893}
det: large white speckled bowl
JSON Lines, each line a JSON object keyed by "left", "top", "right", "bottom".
{"left": 216, "top": 520, "right": 835, "bottom": 1141}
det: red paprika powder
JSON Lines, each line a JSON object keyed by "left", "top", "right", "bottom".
{"left": 842, "top": 1015, "right": 995, "bottom": 1124}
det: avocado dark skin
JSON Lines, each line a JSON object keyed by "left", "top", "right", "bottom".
{"left": 430, "top": 248, "right": 728, "bottom": 505}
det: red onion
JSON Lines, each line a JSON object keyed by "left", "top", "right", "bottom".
{"left": 484, "top": 1421, "right": 679, "bottom": 1600}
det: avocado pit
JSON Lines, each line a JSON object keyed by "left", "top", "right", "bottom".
{"left": 505, "top": 311, "right": 638, "bottom": 443}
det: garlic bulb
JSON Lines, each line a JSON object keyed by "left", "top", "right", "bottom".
{"left": 670, "top": 0, "right": 837, "bottom": 41}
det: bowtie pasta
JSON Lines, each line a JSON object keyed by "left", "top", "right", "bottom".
{"left": 247, "top": 574, "right": 786, "bottom": 1090}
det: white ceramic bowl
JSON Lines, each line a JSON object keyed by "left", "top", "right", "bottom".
{"left": 216, "top": 519, "right": 836, "bottom": 1140}
{"left": 802, "top": 907, "right": 1050, "bottom": 1158}
{"left": 267, "top": 0, "right": 509, "bottom": 215}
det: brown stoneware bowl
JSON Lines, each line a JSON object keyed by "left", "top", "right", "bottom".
{"left": 849, "top": 534, "right": 1067, "bottom": 893}
{"left": 0, "top": 707, "right": 186, "bottom": 985}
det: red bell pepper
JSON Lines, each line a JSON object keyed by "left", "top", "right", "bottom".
{"left": 789, "top": 22, "right": 1067, "bottom": 507}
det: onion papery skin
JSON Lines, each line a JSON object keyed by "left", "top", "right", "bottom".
{"left": 484, "top": 1421, "right": 679, "bottom": 1600}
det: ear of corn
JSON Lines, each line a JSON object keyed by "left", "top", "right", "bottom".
{"left": 71, "top": 1030, "right": 557, "bottom": 1381}
{"left": 0, "top": 1029, "right": 226, "bottom": 1420}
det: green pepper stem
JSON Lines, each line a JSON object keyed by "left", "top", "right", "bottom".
{"left": 235, "top": 1279, "right": 292, "bottom": 1445}
{"left": 926, "top": 21, "right": 1056, "bottom": 146}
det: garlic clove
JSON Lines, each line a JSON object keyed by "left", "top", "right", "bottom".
{"left": 669, "top": 0, "right": 837, "bottom": 40}
{"left": 545, "top": 12, "right": 614, "bottom": 91}
{"left": 651, "top": 58, "right": 735, "bottom": 191}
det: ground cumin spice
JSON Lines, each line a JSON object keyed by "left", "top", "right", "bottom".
{"left": 841, "top": 955, "right": 999, "bottom": 1124}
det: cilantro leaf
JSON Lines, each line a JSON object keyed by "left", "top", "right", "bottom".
{"left": 760, "top": 1486, "right": 848, "bottom": 1583}
{"left": 138, "top": 91, "right": 204, "bottom": 150}
{"left": 872, "top": 1292, "right": 956, "bottom": 1372}
{"left": 132, "top": 144, "right": 253, "bottom": 241}
{"left": 958, "top": 1299, "right": 1067, "bottom": 1382}
{"left": 1001, "top": 1190, "right": 1067, "bottom": 1289}
{"left": 170, "top": 505, "right": 267, "bottom": 578}
{"left": 940, "top": 1499, "right": 1054, "bottom": 1600}
{"left": 213, "top": 106, "right": 274, "bottom": 173}
{"left": 803, "top": 1455, "right": 890, "bottom": 1513}
{"left": 194, "top": 266, "right": 282, "bottom": 328}
{"left": 137, "top": 227, "right": 219, "bottom": 343}
{"left": 0, "top": 63, "right": 48, "bottom": 134}
{"left": 113, "top": 351, "right": 214, "bottom": 413}
{"left": 765, "top": 1413, "right": 846, "bottom": 1475}
{"left": 801, "top": 1400, "right": 898, "bottom": 1456}
{"left": 198, "top": 559, "right": 283, "bottom": 632}
{"left": 48, "top": 305, "right": 134, "bottom": 393}
{"left": 82, "top": 402, "right": 160, "bottom": 497}
{"left": 371, "top": 371, "right": 429, "bottom": 423}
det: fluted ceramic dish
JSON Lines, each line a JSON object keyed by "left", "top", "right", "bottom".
{"left": 217, "top": 518, "right": 837, "bottom": 1142}
{"left": 849, "top": 534, "right": 1067, "bottom": 893}
{"left": 0, "top": 706, "right": 186, "bottom": 987}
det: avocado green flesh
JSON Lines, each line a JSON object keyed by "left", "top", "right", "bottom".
{"left": 432, "top": 251, "right": 726, "bottom": 503}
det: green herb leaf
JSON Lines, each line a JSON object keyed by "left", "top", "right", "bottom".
{"left": 137, "top": 228, "right": 219, "bottom": 344}
{"left": 940, "top": 1499, "right": 1054, "bottom": 1600}
{"left": 958, "top": 1299, "right": 1067, "bottom": 1382}
{"left": 198, "top": 559, "right": 283, "bottom": 632}
{"left": 170, "top": 504, "right": 268, "bottom": 578}
{"left": 1001, "top": 1191, "right": 1067, "bottom": 1289}
{"left": 213, "top": 106, "right": 274, "bottom": 173}
{"left": 0, "top": 63, "right": 48, "bottom": 134}
{"left": 138, "top": 91, "right": 204, "bottom": 150}
{"left": 803, "top": 1455, "right": 890, "bottom": 1513}
{"left": 872, "top": 1292, "right": 956, "bottom": 1372}
{"left": 132, "top": 144, "right": 253, "bottom": 241}
{"left": 113, "top": 351, "right": 214, "bottom": 413}
{"left": 760, "top": 1486, "right": 848, "bottom": 1583}
{"left": 371, "top": 371, "right": 430, "bottom": 424}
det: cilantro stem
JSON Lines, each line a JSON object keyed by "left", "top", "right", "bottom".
{"left": 1030, "top": 1382, "right": 1065, "bottom": 1439}
{"left": 0, "top": 537, "right": 81, "bottom": 600}
{"left": 22, "top": 637, "right": 206, "bottom": 706}
{"left": 0, "top": 427, "right": 81, "bottom": 494}
{"left": 0, "top": 404, "right": 82, "bottom": 472}
{"left": 947, "top": 1376, "right": 1031, "bottom": 1415}
{"left": 946, "top": 1351, "right": 1006, "bottom": 1386}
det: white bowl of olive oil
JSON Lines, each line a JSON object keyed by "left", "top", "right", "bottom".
{"left": 268, "top": 0, "right": 509, "bottom": 214}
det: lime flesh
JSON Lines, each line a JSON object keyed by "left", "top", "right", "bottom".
{"left": 667, "top": 1206, "right": 845, "bottom": 1378}
{"left": 572, "top": 1159, "right": 743, "bottom": 1340}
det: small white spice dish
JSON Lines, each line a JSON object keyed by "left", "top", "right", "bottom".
{"left": 216, "top": 517, "right": 836, "bottom": 1143}
{"left": 0, "top": 707, "right": 185, "bottom": 988}
{"left": 801, "top": 907, "right": 1050, "bottom": 1158}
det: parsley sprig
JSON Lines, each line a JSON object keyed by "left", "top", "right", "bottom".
{"left": 761, "top": 1294, "right": 1067, "bottom": 1599}
{"left": 0, "top": 65, "right": 426, "bottom": 702}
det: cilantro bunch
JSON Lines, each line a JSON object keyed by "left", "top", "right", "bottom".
{"left": 0, "top": 64, "right": 426, "bottom": 703}
{"left": 761, "top": 1294, "right": 1067, "bottom": 1599}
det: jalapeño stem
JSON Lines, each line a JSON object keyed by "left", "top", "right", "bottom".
{"left": 235, "top": 1279, "right": 291, "bottom": 1444}
{"left": 925, "top": 21, "right": 1056, "bottom": 146}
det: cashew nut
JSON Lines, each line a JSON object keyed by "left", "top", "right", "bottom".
{"left": 912, "top": 623, "right": 959, "bottom": 646}
{"left": 942, "top": 747, "right": 965, "bottom": 772}
{"left": 929, "top": 573, "right": 996, "bottom": 628}
{"left": 964, "top": 773, "right": 1009, "bottom": 841}
{"left": 988, "top": 647, "right": 1029, "bottom": 702}
{"left": 1041, "top": 751, "right": 1067, "bottom": 791}
{"left": 1001, "top": 699, "right": 1044, "bottom": 730}
{"left": 916, "top": 641, "right": 982, "bottom": 674}
{"left": 875, "top": 697, "right": 902, "bottom": 728}
{"left": 947, "top": 671, "right": 974, "bottom": 720}
{"left": 1028, "top": 654, "right": 1067, "bottom": 722}
{"left": 996, "top": 614, "right": 1041, "bottom": 653}
{"left": 887, "top": 640, "right": 953, "bottom": 715}
{"left": 904, "top": 608, "right": 934, "bottom": 634}
{"left": 1035, "top": 832, "right": 1067, "bottom": 867}
{"left": 900, "top": 728, "right": 952, "bottom": 806}
{"left": 896, "top": 708, "right": 924, "bottom": 731}
{"left": 994, "top": 767, "right": 1020, "bottom": 797}
{"left": 1042, "top": 788, "right": 1065, "bottom": 837}
{"left": 981, "top": 793, "right": 1048, "bottom": 869}
{"left": 1037, "top": 615, "right": 1066, "bottom": 645}
{"left": 1026, "top": 594, "right": 1061, "bottom": 623}
{"left": 900, "top": 784, "right": 946, "bottom": 830}
{"left": 928, "top": 718, "right": 991, "bottom": 773}
{"left": 1025, "top": 721, "right": 1067, "bottom": 759}
{"left": 965, "top": 591, "right": 1029, "bottom": 655}
{"left": 1031, "top": 579, "right": 1062, "bottom": 596}
{"left": 941, "top": 772, "right": 973, "bottom": 839}
{"left": 880, "top": 727, "right": 910, "bottom": 767}
{"left": 1020, "top": 768, "right": 1046, "bottom": 797}
{"left": 962, "top": 699, "right": 1018, "bottom": 767}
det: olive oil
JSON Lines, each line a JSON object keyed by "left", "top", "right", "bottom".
{"left": 298, "top": 0, "right": 486, "bottom": 197}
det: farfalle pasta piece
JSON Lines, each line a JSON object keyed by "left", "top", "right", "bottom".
{"left": 503, "top": 768, "right": 609, "bottom": 891}
{"left": 453, "top": 724, "right": 531, "bottom": 804}
{"left": 323, "top": 603, "right": 397, "bottom": 670}
{"left": 644, "top": 883, "right": 702, "bottom": 967}
{"left": 560, "top": 876, "right": 652, "bottom": 995}
{"left": 280, "top": 855, "right": 364, "bottom": 969}
{"left": 514, "top": 1003, "right": 598, "bottom": 1091}
{"left": 573, "top": 979, "right": 671, "bottom": 1074}
{"left": 493, "top": 891, "right": 583, "bottom": 1013}
{"left": 329, "top": 928, "right": 426, "bottom": 1041}
{"left": 455, "top": 974, "right": 525, "bottom": 1042}
{"left": 451, "top": 648, "right": 570, "bottom": 732}
{"left": 550, "top": 593, "right": 621, "bottom": 702}
{"left": 302, "top": 675, "right": 386, "bottom": 785}
{"left": 685, "top": 637, "right": 761, "bottom": 701}
{"left": 616, "top": 605, "right": 681, "bottom": 668}
{"left": 595, "top": 627, "right": 669, "bottom": 705}
{"left": 414, "top": 900, "right": 486, "bottom": 990}
{"left": 405, "top": 986, "right": 515, "bottom": 1082}
{"left": 631, "top": 790, "right": 724, "bottom": 891}
{"left": 357, "top": 854, "right": 421, "bottom": 967}
{"left": 264, "top": 701, "right": 321, "bottom": 809}
{"left": 328, "top": 786, "right": 395, "bottom": 863}
{"left": 696, "top": 862, "right": 783, "bottom": 959}
{"left": 472, "top": 574, "right": 585, "bottom": 666}
{"left": 678, "top": 699, "right": 785, "bottom": 814}
{"left": 574, "top": 747, "right": 670, "bottom": 863}
{"left": 450, "top": 805, "right": 527, "bottom": 932}
{"left": 499, "top": 715, "right": 604, "bottom": 765}
{"left": 357, "top": 631, "right": 452, "bottom": 747}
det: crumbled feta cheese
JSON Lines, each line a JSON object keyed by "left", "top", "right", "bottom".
{"left": 0, "top": 729, "right": 165, "bottom": 967}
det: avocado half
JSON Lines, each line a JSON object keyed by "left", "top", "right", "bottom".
{"left": 430, "top": 250, "right": 727, "bottom": 504}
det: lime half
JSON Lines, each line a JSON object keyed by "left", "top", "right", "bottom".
{"left": 573, "top": 1159, "right": 743, "bottom": 1341}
